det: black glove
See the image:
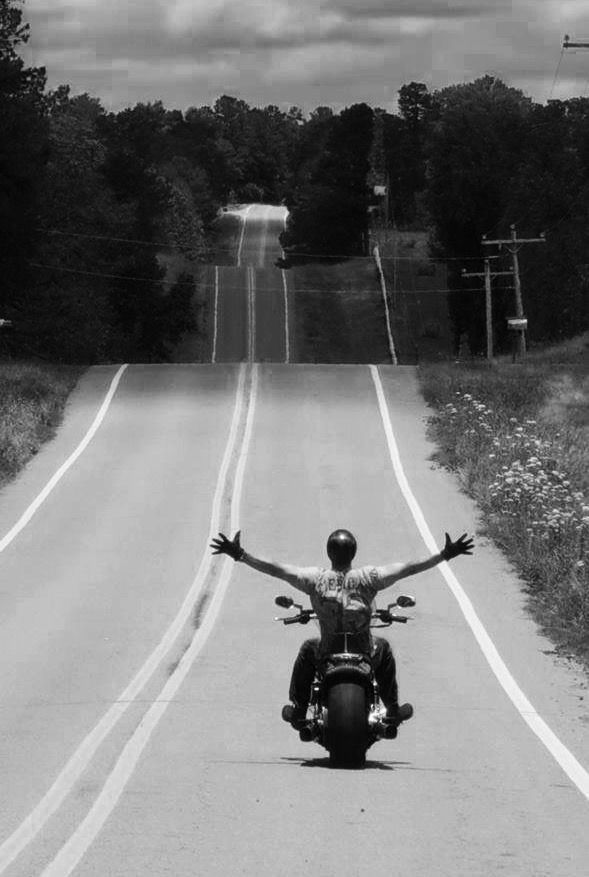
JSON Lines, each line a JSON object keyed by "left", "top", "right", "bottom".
{"left": 441, "top": 532, "right": 474, "bottom": 561}
{"left": 210, "top": 530, "right": 244, "bottom": 561}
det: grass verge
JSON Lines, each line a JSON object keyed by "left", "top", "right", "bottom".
{"left": 419, "top": 334, "right": 589, "bottom": 666}
{"left": 0, "top": 362, "right": 82, "bottom": 488}
{"left": 290, "top": 258, "right": 391, "bottom": 363}
{"left": 371, "top": 228, "right": 452, "bottom": 363}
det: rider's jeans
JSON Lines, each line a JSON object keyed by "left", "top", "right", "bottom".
{"left": 288, "top": 637, "right": 399, "bottom": 712}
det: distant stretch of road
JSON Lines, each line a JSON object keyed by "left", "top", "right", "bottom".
{"left": 0, "top": 208, "right": 588, "bottom": 875}
{"left": 212, "top": 204, "right": 291, "bottom": 363}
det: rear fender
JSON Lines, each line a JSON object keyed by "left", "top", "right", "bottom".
{"left": 321, "top": 655, "right": 373, "bottom": 692}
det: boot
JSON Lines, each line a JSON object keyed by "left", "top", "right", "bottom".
{"left": 384, "top": 702, "right": 413, "bottom": 725}
{"left": 382, "top": 702, "right": 413, "bottom": 740}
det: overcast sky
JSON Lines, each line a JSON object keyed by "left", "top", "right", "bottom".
{"left": 21, "top": 0, "right": 589, "bottom": 113}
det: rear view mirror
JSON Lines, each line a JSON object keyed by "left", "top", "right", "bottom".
{"left": 396, "top": 595, "right": 416, "bottom": 608}
{"left": 275, "top": 595, "right": 294, "bottom": 609}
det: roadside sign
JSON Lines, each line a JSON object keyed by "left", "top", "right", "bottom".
{"left": 507, "top": 317, "right": 527, "bottom": 330}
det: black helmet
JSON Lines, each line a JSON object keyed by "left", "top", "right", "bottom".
{"left": 326, "top": 529, "right": 357, "bottom": 567}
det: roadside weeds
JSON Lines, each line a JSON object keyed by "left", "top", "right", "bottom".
{"left": 0, "top": 362, "right": 82, "bottom": 488}
{"left": 419, "top": 343, "right": 589, "bottom": 668}
{"left": 290, "top": 258, "right": 391, "bottom": 363}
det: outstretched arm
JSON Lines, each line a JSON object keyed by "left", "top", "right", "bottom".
{"left": 210, "top": 531, "right": 306, "bottom": 589}
{"left": 374, "top": 532, "right": 474, "bottom": 591}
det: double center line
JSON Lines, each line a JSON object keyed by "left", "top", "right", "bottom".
{"left": 212, "top": 205, "right": 291, "bottom": 364}
{"left": 247, "top": 264, "right": 257, "bottom": 363}
{"left": 0, "top": 364, "right": 259, "bottom": 875}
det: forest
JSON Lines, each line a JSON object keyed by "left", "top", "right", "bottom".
{"left": 2, "top": 0, "right": 589, "bottom": 361}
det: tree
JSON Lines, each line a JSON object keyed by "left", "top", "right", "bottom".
{"left": 394, "top": 82, "right": 432, "bottom": 224}
{"left": 97, "top": 103, "right": 198, "bottom": 361}
{"left": 425, "top": 76, "right": 532, "bottom": 353}
{"left": 500, "top": 99, "right": 589, "bottom": 344}
{"left": 0, "top": 0, "right": 48, "bottom": 340}
{"left": 281, "top": 104, "right": 374, "bottom": 260}
{"left": 28, "top": 87, "right": 127, "bottom": 361}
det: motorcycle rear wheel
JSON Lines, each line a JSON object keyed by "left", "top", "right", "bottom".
{"left": 326, "top": 681, "right": 368, "bottom": 768}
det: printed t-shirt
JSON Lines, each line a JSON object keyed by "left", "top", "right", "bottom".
{"left": 294, "top": 566, "right": 383, "bottom": 654}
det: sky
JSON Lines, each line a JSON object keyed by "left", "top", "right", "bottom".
{"left": 20, "top": 0, "right": 589, "bottom": 114}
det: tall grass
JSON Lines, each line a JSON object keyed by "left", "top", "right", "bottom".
{"left": 419, "top": 344, "right": 589, "bottom": 663}
{"left": 0, "top": 363, "right": 82, "bottom": 486}
{"left": 292, "top": 259, "right": 391, "bottom": 362}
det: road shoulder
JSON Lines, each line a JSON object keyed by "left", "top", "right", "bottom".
{"left": 377, "top": 365, "right": 589, "bottom": 783}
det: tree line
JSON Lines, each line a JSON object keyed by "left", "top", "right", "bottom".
{"left": 1, "top": 1, "right": 303, "bottom": 362}
{"left": 3, "top": 0, "right": 589, "bottom": 361}
{"left": 282, "top": 78, "right": 589, "bottom": 355}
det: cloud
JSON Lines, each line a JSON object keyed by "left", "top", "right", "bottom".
{"left": 324, "top": 0, "right": 512, "bottom": 20}
{"left": 21, "top": 0, "right": 589, "bottom": 112}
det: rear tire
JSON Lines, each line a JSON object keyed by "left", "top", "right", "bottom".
{"left": 326, "top": 681, "right": 368, "bottom": 768}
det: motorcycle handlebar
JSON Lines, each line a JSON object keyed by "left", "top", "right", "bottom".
{"left": 373, "top": 610, "right": 409, "bottom": 625}
{"left": 278, "top": 612, "right": 408, "bottom": 626}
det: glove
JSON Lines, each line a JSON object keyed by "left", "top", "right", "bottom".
{"left": 441, "top": 532, "right": 474, "bottom": 561}
{"left": 210, "top": 530, "right": 244, "bottom": 561}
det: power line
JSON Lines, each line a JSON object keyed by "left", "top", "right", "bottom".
{"left": 29, "top": 262, "right": 193, "bottom": 286}
{"left": 28, "top": 261, "right": 477, "bottom": 293}
{"left": 37, "top": 227, "right": 199, "bottom": 251}
{"left": 36, "top": 225, "right": 502, "bottom": 263}
{"left": 548, "top": 45, "right": 566, "bottom": 101}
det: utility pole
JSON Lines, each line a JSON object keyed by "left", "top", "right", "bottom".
{"left": 462, "top": 259, "right": 513, "bottom": 360}
{"left": 481, "top": 225, "right": 546, "bottom": 360}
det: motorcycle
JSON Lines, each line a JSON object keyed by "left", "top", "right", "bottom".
{"left": 275, "top": 593, "right": 416, "bottom": 767}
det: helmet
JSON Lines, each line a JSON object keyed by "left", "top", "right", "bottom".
{"left": 326, "top": 529, "right": 357, "bottom": 567}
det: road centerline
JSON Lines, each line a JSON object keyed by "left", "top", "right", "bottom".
{"left": 236, "top": 204, "right": 254, "bottom": 268}
{"left": 39, "top": 365, "right": 260, "bottom": 877}
{"left": 0, "top": 365, "right": 249, "bottom": 873}
{"left": 250, "top": 265, "right": 257, "bottom": 362}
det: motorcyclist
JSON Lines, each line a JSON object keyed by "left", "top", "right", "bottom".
{"left": 210, "top": 527, "right": 474, "bottom": 732}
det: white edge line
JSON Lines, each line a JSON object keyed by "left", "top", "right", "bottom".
{"left": 281, "top": 270, "right": 290, "bottom": 364}
{"left": 373, "top": 246, "right": 398, "bottom": 366}
{"left": 41, "top": 365, "right": 259, "bottom": 877}
{"left": 281, "top": 209, "right": 290, "bottom": 364}
{"left": 0, "top": 364, "right": 248, "bottom": 873}
{"left": 211, "top": 265, "right": 219, "bottom": 364}
{"left": 0, "top": 365, "right": 128, "bottom": 554}
{"left": 369, "top": 364, "right": 589, "bottom": 802}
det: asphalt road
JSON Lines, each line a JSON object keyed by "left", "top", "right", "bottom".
{"left": 213, "top": 204, "right": 291, "bottom": 363}
{"left": 1, "top": 208, "right": 589, "bottom": 875}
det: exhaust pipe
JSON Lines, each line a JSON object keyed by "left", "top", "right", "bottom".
{"left": 299, "top": 724, "right": 315, "bottom": 742}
